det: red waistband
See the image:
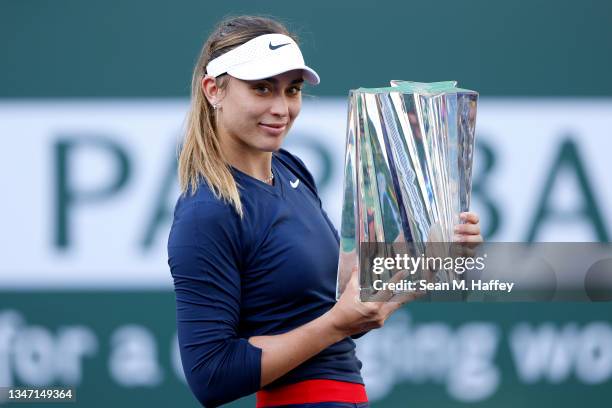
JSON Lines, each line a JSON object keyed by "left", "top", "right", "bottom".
{"left": 256, "top": 379, "right": 368, "bottom": 407}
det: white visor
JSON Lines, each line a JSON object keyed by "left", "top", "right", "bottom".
{"left": 206, "top": 33, "right": 320, "bottom": 85}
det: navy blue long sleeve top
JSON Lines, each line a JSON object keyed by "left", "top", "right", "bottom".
{"left": 167, "top": 149, "right": 364, "bottom": 407}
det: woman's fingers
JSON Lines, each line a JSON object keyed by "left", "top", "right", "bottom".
{"left": 391, "top": 289, "right": 424, "bottom": 304}
{"left": 460, "top": 211, "right": 479, "bottom": 224}
{"left": 348, "top": 265, "right": 362, "bottom": 300}
{"left": 380, "top": 290, "right": 422, "bottom": 315}
{"left": 350, "top": 265, "right": 359, "bottom": 282}
{"left": 368, "top": 269, "right": 409, "bottom": 302}
{"left": 454, "top": 223, "right": 480, "bottom": 236}
{"left": 456, "top": 212, "right": 482, "bottom": 245}
{"left": 376, "top": 274, "right": 424, "bottom": 315}
{"left": 456, "top": 234, "right": 483, "bottom": 244}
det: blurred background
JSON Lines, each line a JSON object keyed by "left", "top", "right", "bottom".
{"left": 1, "top": 0, "right": 611, "bottom": 406}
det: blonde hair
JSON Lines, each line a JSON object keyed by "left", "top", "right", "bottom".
{"left": 178, "top": 16, "right": 297, "bottom": 218}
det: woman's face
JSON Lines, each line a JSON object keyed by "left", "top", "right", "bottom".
{"left": 215, "top": 70, "right": 304, "bottom": 153}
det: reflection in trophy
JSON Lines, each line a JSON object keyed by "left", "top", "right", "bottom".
{"left": 336, "top": 81, "right": 478, "bottom": 300}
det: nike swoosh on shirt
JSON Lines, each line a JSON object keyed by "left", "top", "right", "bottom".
{"left": 269, "top": 42, "right": 290, "bottom": 50}
{"left": 290, "top": 179, "right": 300, "bottom": 189}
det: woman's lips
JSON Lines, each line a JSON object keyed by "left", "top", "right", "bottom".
{"left": 259, "top": 123, "right": 287, "bottom": 136}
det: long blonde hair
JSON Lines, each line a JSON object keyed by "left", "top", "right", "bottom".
{"left": 178, "top": 16, "right": 297, "bottom": 218}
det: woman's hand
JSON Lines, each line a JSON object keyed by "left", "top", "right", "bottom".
{"left": 454, "top": 211, "right": 483, "bottom": 244}
{"left": 326, "top": 266, "right": 420, "bottom": 338}
{"left": 327, "top": 211, "right": 483, "bottom": 339}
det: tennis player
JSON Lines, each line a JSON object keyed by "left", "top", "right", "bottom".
{"left": 167, "top": 15, "right": 482, "bottom": 408}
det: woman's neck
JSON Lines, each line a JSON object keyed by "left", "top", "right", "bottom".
{"left": 219, "top": 132, "right": 273, "bottom": 182}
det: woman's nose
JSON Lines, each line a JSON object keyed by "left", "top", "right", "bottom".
{"left": 269, "top": 95, "right": 289, "bottom": 117}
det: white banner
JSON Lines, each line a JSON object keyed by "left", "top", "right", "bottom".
{"left": 0, "top": 99, "right": 611, "bottom": 288}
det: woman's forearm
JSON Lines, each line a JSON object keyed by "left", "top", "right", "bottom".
{"left": 248, "top": 310, "right": 346, "bottom": 387}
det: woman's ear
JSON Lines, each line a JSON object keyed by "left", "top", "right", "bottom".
{"left": 201, "top": 75, "right": 221, "bottom": 107}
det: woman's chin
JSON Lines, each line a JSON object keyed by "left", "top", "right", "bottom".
{"left": 248, "top": 141, "right": 283, "bottom": 153}
{"left": 255, "top": 135, "right": 286, "bottom": 152}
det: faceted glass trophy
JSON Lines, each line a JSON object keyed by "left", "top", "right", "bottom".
{"left": 336, "top": 81, "right": 478, "bottom": 300}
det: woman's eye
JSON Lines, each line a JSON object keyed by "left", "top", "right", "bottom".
{"left": 254, "top": 85, "right": 271, "bottom": 94}
{"left": 287, "top": 86, "right": 302, "bottom": 95}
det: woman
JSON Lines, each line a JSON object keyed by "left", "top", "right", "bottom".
{"left": 167, "top": 15, "right": 482, "bottom": 408}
